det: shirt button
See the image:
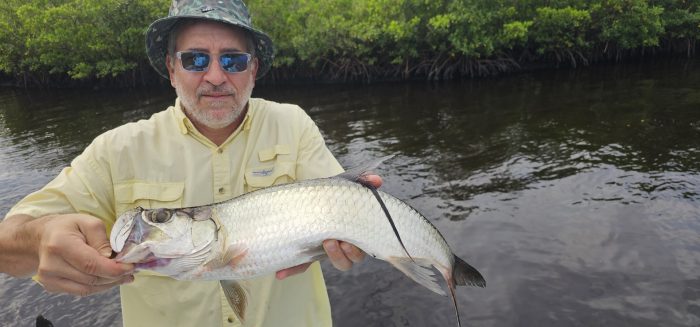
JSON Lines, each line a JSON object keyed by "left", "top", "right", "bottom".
{"left": 227, "top": 316, "right": 235, "bottom": 323}
{"left": 218, "top": 187, "right": 225, "bottom": 194}
{"left": 217, "top": 148, "right": 223, "bottom": 154}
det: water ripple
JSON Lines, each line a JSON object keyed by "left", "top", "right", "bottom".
{"left": 2, "top": 60, "right": 700, "bottom": 326}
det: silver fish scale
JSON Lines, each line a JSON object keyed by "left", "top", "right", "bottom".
{"left": 193, "top": 178, "right": 454, "bottom": 280}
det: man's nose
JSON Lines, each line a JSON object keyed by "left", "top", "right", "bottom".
{"left": 203, "top": 56, "right": 227, "bottom": 86}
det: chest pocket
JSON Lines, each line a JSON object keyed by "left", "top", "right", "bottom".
{"left": 244, "top": 161, "right": 296, "bottom": 192}
{"left": 114, "top": 181, "right": 185, "bottom": 216}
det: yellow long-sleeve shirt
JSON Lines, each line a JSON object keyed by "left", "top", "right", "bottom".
{"left": 7, "top": 97, "right": 343, "bottom": 327}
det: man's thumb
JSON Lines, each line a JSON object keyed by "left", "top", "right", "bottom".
{"left": 76, "top": 215, "right": 113, "bottom": 257}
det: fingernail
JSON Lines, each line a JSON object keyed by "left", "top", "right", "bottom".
{"left": 326, "top": 241, "right": 337, "bottom": 251}
{"left": 100, "top": 249, "right": 112, "bottom": 257}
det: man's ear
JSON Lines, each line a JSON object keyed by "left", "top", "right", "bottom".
{"left": 165, "top": 54, "right": 177, "bottom": 87}
{"left": 250, "top": 57, "right": 259, "bottom": 80}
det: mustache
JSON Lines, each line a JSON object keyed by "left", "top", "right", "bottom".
{"left": 196, "top": 85, "right": 235, "bottom": 97}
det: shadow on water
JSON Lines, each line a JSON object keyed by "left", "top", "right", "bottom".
{"left": 1, "top": 59, "right": 699, "bottom": 326}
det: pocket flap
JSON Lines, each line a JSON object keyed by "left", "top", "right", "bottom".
{"left": 115, "top": 182, "right": 184, "bottom": 204}
{"left": 258, "top": 144, "right": 291, "bottom": 162}
{"left": 244, "top": 162, "right": 296, "bottom": 188}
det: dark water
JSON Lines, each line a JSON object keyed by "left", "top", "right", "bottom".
{"left": 1, "top": 60, "right": 699, "bottom": 326}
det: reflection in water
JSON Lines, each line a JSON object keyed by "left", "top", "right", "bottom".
{"left": 1, "top": 60, "right": 699, "bottom": 326}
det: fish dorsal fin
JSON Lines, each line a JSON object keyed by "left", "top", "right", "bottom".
{"left": 337, "top": 155, "right": 395, "bottom": 184}
{"left": 387, "top": 256, "right": 446, "bottom": 296}
{"left": 220, "top": 280, "right": 248, "bottom": 323}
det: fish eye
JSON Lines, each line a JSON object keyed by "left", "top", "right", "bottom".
{"left": 149, "top": 209, "right": 173, "bottom": 223}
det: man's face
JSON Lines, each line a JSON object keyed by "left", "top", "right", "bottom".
{"left": 166, "top": 21, "right": 258, "bottom": 130}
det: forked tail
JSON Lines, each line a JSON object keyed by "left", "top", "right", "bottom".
{"left": 447, "top": 255, "right": 486, "bottom": 327}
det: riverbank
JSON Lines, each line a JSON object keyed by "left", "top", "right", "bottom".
{"left": 2, "top": 56, "right": 699, "bottom": 90}
{"left": 1, "top": 0, "right": 698, "bottom": 88}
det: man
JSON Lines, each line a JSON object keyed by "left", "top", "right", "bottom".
{"left": 0, "top": 1, "right": 379, "bottom": 326}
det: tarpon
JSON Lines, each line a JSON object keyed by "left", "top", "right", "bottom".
{"left": 110, "top": 156, "right": 485, "bottom": 325}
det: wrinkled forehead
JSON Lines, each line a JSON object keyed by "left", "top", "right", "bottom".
{"left": 175, "top": 20, "right": 250, "bottom": 52}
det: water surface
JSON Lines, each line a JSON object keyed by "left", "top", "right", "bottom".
{"left": 1, "top": 60, "right": 699, "bottom": 326}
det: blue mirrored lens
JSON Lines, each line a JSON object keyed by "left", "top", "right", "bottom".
{"left": 181, "top": 52, "right": 210, "bottom": 71}
{"left": 179, "top": 52, "right": 249, "bottom": 73}
{"left": 220, "top": 54, "right": 249, "bottom": 73}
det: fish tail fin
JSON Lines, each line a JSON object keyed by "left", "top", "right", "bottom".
{"left": 337, "top": 155, "right": 395, "bottom": 183}
{"left": 453, "top": 255, "right": 486, "bottom": 288}
{"left": 36, "top": 315, "right": 54, "bottom": 327}
{"left": 220, "top": 280, "right": 248, "bottom": 323}
{"left": 446, "top": 256, "right": 484, "bottom": 327}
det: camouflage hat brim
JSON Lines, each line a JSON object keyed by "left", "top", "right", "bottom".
{"left": 146, "top": 8, "right": 274, "bottom": 80}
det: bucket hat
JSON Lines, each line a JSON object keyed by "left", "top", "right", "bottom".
{"left": 145, "top": 0, "right": 274, "bottom": 80}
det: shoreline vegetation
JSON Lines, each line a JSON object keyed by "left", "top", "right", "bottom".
{"left": 1, "top": 0, "right": 698, "bottom": 88}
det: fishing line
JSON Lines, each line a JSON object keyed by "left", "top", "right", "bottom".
{"left": 366, "top": 185, "right": 415, "bottom": 262}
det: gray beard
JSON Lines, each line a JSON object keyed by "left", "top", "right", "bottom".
{"left": 176, "top": 83, "right": 253, "bottom": 130}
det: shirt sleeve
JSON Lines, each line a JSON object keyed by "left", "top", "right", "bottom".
{"left": 5, "top": 135, "right": 116, "bottom": 228}
{"left": 294, "top": 109, "right": 344, "bottom": 181}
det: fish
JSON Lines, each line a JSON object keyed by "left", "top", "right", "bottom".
{"left": 109, "top": 156, "right": 485, "bottom": 326}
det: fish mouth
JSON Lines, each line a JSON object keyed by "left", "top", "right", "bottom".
{"left": 114, "top": 240, "right": 152, "bottom": 263}
{"left": 112, "top": 208, "right": 153, "bottom": 263}
{"left": 111, "top": 208, "right": 142, "bottom": 253}
{"left": 115, "top": 240, "right": 173, "bottom": 270}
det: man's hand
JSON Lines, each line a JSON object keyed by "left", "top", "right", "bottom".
{"left": 1, "top": 213, "right": 134, "bottom": 296}
{"left": 276, "top": 174, "right": 382, "bottom": 280}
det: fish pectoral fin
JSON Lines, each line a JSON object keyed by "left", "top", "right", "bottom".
{"left": 205, "top": 245, "right": 248, "bottom": 270}
{"left": 220, "top": 280, "right": 248, "bottom": 323}
{"left": 387, "top": 256, "right": 446, "bottom": 296}
{"left": 224, "top": 246, "right": 248, "bottom": 268}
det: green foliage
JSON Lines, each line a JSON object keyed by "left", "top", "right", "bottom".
{"left": 0, "top": 0, "right": 26, "bottom": 75}
{"left": 0, "top": 0, "right": 698, "bottom": 85}
{"left": 0, "top": 0, "right": 167, "bottom": 83}
{"left": 531, "top": 7, "right": 591, "bottom": 53}
{"left": 501, "top": 21, "right": 533, "bottom": 49}
{"left": 591, "top": 0, "right": 665, "bottom": 49}
{"left": 660, "top": 0, "right": 700, "bottom": 55}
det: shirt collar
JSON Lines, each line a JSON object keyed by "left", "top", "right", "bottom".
{"left": 171, "top": 97, "right": 254, "bottom": 145}
{"left": 173, "top": 98, "right": 190, "bottom": 135}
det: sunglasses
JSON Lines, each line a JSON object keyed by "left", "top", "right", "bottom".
{"left": 175, "top": 51, "right": 252, "bottom": 73}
